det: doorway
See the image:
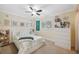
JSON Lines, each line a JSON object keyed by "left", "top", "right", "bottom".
{"left": 75, "top": 5, "right": 79, "bottom": 53}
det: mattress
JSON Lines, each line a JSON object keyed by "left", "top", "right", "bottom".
{"left": 12, "top": 35, "right": 44, "bottom": 54}
{"left": 18, "top": 38, "right": 44, "bottom": 54}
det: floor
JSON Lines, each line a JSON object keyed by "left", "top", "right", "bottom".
{"left": 0, "top": 43, "right": 18, "bottom": 54}
{"left": 0, "top": 40, "right": 76, "bottom": 54}
{"left": 32, "top": 40, "right": 75, "bottom": 54}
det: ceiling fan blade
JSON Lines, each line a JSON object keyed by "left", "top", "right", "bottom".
{"left": 36, "top": 10, "right": 42, "bottom": 12}
{"left": 36, "top": 13, "right": 40, "bottom": 15}
{"left": 29, "top": 7, "right": 33, "bottom": 10}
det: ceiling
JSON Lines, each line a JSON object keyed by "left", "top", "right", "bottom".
{"left": 0, "top": 4, "right": 76, "bottom": 17}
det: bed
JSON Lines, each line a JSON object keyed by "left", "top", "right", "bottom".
{"left": 12, "top": 34, "right": 45, "bottom": 54}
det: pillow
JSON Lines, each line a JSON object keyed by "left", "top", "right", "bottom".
{"left": 19, "top": 37, "right": 34, "bottom": 40}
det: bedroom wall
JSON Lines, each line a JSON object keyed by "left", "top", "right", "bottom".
{"left": 0, "top": 9, "right": 76, "bottom": 50}
{"left": 0, "top": 11, "right": 10, "bottom": 30}
{"left": 0, "top": 11, "right": 34, "bottom": 42}
{"left": 10, "top": 15, "right": 35, "bottom": 42}
{"left": 36, "top": 10, "right": 76, "bottom": 50}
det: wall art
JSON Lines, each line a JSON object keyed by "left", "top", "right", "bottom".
{"left": 54, "top": 16, "right": 70, "bottom": 28}
{"left": 36, "top": 20, "right": 40, "bottom": 31}
{"left": 42, "top": 20, "right": 52, "bottom": 29}
{"left": 20, "top": 22, "right": 25, "bottom": 27}
{"left": 12, "top": 21, "right": 18, "bottom": 26}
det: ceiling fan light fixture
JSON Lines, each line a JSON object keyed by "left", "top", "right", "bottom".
{"left": 32, "top": 11, "right": 36, "bottom": 15}
{"left": 25, "top": 5, "right": 42, "bottom": 16}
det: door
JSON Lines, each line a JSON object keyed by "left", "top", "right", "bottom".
{"left": 75, "top": 5, "right": 79, "bottom": 52}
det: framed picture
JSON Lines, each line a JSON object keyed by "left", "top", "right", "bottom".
{"left": 12, "top": 21, "right": 18, "bottom": 26}
{"left": 20, "top": 22, "right": 24, "bottom": 27}
{"left": 42, "top": 21, "right": 52, "bottom": 29}
{"left": 55, "top": 22, "right": 61, "bottom": 28}
{"left": 55, "top": 16, "right": 62, "bottom": 22}
{"left": 46, "top": 21, "right": 52, "bottom": 28}
{"left": 54, "top": 15, "right": 70, "bottom": 28}
{"left": 26, "top": 23, "right": 28, "bottom": 27}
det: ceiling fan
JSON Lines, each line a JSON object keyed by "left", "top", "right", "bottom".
{"left": 25, "top": 6, "right": 42, "bottom": 16}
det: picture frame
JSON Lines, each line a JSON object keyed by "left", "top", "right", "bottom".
{"left": 54, "top": 15, "right": 70, "bottom": 28}
{"left": 20, "top": 22, "right": 25, "bottom": 27}
{"left": 42, "top": 20, "right": 52, "bottom": 29}
{"left": 12, "top": 21, "right": 18, "bottom": 26}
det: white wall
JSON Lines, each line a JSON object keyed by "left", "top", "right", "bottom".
{"left": 10, "top": 15, "right": 34, "bottom": 40}
{"left": 0, "top": 10, "right": 34, "bottom": 42}
{"left": 0, "top": 11, "right": 10, "bottom": 30}
{"left": 36, "top": 10, "right": 75, "bottom": 50}
{"left": 0, "top": 8, "right": 75, "bottom": 50}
